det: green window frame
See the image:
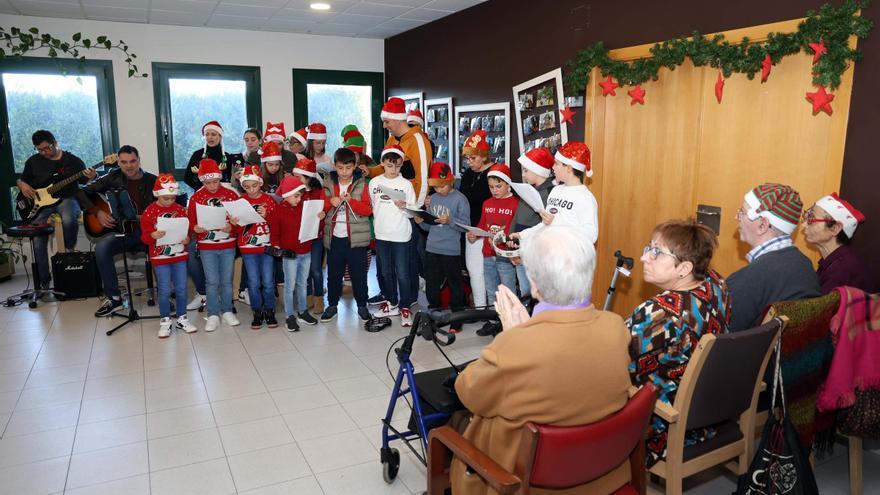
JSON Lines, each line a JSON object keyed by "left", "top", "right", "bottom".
{"left": 292, "top": 68, "right": 384, "bottom": 160}
{"left": 152, "top": 62, "right": 261, "bottom": 181}
{"left": 0, "top": 57, "right": 118, "bottom": 226}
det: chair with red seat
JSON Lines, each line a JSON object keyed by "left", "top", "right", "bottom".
{"left": 426, "top": 383, "right": 658, "bottom": 495}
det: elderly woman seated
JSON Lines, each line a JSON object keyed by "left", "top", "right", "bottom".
{"left": 451, "top": 226, "right": 633, "bottom": 495}
{"left": 626, "top": 219, "right": 731, "bottom": 467}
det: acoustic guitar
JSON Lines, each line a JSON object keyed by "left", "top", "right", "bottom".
{"left": 82, "top": 193, "right": 139, "bottom": 241}
{"left": 15, "top": 154, "right": 118, "bottom": 221}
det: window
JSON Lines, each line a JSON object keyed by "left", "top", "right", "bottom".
{"left": 0, "top": 58, "right": 117, "bottom": 224}
{"left": 153, "top": 63, "right": 261, "bottom": 185}
{"left": 292, "top": 69, "right": 384, "bottom": 160}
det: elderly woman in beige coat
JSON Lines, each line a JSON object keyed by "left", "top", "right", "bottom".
{"left": 451, "top": 226, "right": 634, "bottom": 495}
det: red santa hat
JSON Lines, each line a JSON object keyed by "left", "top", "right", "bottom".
{"left": 462, "top": 130, "right": 490, "bottom": 157}
{"left": 289, "top": 127, "right": 308, "bottom": 147}
{"left": 518, "top": 148, "right": 554, "bottom": 178}
{"left": 406, "top": 108, "right": 425, "bottom": 127}
{"left": 240, "top": 165, "right": 263, "bottom": 185}
{"left": 381, "top": 97, "right": 407, "bottom": 121}
{"left": 486, "top": 163, "right": 512, "bottom": 185}
{"left": 307, "top": 122, "right": 327, "bottom": 141}
{"left": 197, "top": 159, "right": 223, "bottom": 181}
{"left": 816, "top": 192, "right": 865, "bottom": 238}
{"left": 381, "top": 144, "right": 405, "bottom": 161}
{"left": 277, "top": 176, "right": 306, "bottom": 199}
{"left": 554, "top": 141, "right": 592, "bottom": 176}
{"left": 263, "top": 122, "right": 286, "bottom": 143}
{"left": 153, "top": 173, "right": 181, "bottom": 197}
{"left": 428, "top": 162, "right": 454, "bottom": 186}
{"left": 292, "top": 158, "right": 318, "bottom": 178}
{"left": 744, "top": 183, "right": 803, "bottom": 235}
{"left": 202, "top": 120, "right": 225, "bottom": 158}
{"left": 260, "top": 141, "right": 282, "bottom": 163}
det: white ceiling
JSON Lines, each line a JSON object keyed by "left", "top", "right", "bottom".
{"left": 0, "top": 0, "right": 486, "bottom": 39}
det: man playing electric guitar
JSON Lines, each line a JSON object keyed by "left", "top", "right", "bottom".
{"left": 16, "top": 130, "right": 97, "bottom": 294}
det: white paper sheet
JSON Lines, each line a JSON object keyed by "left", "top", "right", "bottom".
{"left": 299, "top": 200, "right": 324, "bottom": 242}
{"left": 511, "top": 182, "right": 545, "bottom": 213}
{"left": 196, "top": 203, "right": 228, "bottom": 231}
{"left": 377, "top": 184, "right": 406, "bottom": 202}
{"left": 155, "top": 217, "right": 189, "bottom": 246}
{"left": 222, "top": 198, "right": 265, "bottom": 226}
{"left": 455, "top": 223, "right": 492, "bottom": 237}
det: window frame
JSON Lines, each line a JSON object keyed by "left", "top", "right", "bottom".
{"left": 0, "top": 57, "right": 118, "bottom": 225}
{"left": 152, "top": 62, "right": 262, "bottom": 181}
{"left": 292, "top": 68, "right": 384, "bottom": 160}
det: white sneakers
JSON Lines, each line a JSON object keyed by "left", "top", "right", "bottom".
{"left": 205, "top": 315, "right": 220, "bottom": 332}
{"left": 373, "top": 302, "right": 400, "bottom": 317}
{"left": 176, "top": 315, "right": 197, "bottom": 333}
{"left": 159, "top": 315, "right": 199, "bottom": 338}
{"left": 400, "top": 308, "right": 414, "bottom": 327}
{"left": 222, "top": 312, "right": 240, "bottom": 327}
{"left": 186, "top": 294, "right": 206, "bottom": 311}
{"left": 238, "top": 290, "right": 250, "bottom": 306}
{"left": 158, "top": 317, "right": 173, "bottom": 338}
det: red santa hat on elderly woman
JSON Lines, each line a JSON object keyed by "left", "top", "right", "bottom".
{"left": 554, "top": 141, "right": 592, "bottom": 177}
{"left": 201, "top": 120, "right": 227, "bottom": 169}
{"left": 816, "top": 193, "right": 866, "bottom": 239}
{"left": 518, "top": 148, "right": 554, "bottom": 178}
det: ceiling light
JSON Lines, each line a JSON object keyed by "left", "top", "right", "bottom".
{"left": 310, "top": 2, "right": 331, "bottom": 10}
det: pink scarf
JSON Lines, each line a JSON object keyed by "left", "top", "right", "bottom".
{"left": 816, "top": 286, "right": 880, "bottom": 412}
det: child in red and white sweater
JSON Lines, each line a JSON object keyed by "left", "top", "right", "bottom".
{"left": 187, "top": 159, "right": 241, "bottom": 332}
{"left": 140, "top": 174, "right": 197, "bottom": 338}
{"left": 234, "top": 165, "right": 277, "bottom": 330}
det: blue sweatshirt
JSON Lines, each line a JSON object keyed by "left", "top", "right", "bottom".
{"left": 419, "top": 189, "right": 471, "bottom": 256}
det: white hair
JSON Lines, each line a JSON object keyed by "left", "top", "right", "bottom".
{"left": 520, "top": 226, "right": 596, "bottom": 305}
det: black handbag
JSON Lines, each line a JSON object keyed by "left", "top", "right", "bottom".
{"left": 735, "top": 341, "right": 819, "bottom": 495}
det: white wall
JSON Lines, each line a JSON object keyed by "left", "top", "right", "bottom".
{"left": 0, "top": 14, "right": 385, "bottom": 173}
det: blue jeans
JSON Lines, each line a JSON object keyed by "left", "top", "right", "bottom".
{"left": 483, "top": 256, "right": 517, "bottom": 305}
{"left": 94, "top": 229, "right": 145, "bottom": 299}
{"left": 327, "top": 236, "right": 368, "bottom": 307}
{"left": 282, "top": 255, "right": 311, "bottom": 317}
{"left": 376, "top": 239, "right": 416, "bottom": 308}
{"left": 155, "top": 260, "right": 188, "bottom": 318}
{"left": 200, "top": 248, "right": 235, "bottom": 316}
{"left": 187, "top": 239, "right": 206, "bottom": 295}
{"left": 307, "top": 241, "right": 324, "bottom": 297}
{"left": 407, "top": 221, "right": 422, "bottom": 292}
{"left": 515, "top": 263, "right": 531, "bottom": 298}
{"left": 32, "top": 196, "right": 81, "bottom": 288}
{"left": 243, "top": 253, "right": 275, "bottom": 311}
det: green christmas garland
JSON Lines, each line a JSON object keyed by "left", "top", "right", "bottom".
{"left": 564, "top": 0, "right": 872, "bottom": 94}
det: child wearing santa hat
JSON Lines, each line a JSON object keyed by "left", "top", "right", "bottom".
{"left": 511, "top": 147, "right": 556, "bottom": 295}
{"left": 233, "top": 166, "right": 278, "bottom": 329}
{"left": 187, "top": 159, "right": 242, "bottom": 332}
{"left": 292, "top": 158, "right": 328, "bottom": 315}
{"left": 140, "top": 174, "right": 198, "bottom": 338}
{"left": 305, "top": 122, "right": 332, "bottom": 175}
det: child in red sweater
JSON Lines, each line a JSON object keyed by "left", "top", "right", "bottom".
{"left": 292, "top": 158, "right": 327, "bottom": 315}
{"left": 268, "top": 176, "right": 317, "bottom": 331}
{"left": 233, "top": 165, "right": 277, "bottom": 329}
{"left": 140, "top": 174, "right": 197, "bottom": 338}
{"left": 187, "top": 159, "right": 241, "bottom": 332}
{"left": 466, "top": 164, "right": 520, "bottom": 317}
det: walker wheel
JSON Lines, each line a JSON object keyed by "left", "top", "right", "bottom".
{"left": 28, "top": 301, "right": 38, "bottom": 309}
{"left": 382, "top": 448, "right": 400, "bottom": 483}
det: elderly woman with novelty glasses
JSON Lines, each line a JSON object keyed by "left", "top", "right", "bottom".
{"left": 626, "top": 219, "right": 731, "bottom": 467}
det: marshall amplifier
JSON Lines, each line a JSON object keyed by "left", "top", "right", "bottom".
{"left": 51, "top": 251, "right": 102, "bottom": 299}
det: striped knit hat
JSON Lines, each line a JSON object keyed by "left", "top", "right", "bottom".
{"left": 341, "top": 125, "right": 365, "bottom": 153}
{"left": 744, "top": 183, "right": 803, "bottom": 234}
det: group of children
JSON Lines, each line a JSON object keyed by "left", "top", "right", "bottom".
{"left": 140, "top": 117, "right": 600, "bottom": 339}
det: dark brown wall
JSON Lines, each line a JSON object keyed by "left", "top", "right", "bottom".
{"left": 385, "top": 0, "right": 880, "bottom": 286}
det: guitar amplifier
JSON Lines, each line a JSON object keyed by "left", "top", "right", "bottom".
{"left": 51, "top": 251, "right": 102, "bottom": 299}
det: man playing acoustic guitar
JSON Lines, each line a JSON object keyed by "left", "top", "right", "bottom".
{"left": 16, "top": 130, "right": 97, "bottom": 295}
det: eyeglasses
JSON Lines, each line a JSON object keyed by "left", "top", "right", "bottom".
{"left": 464, "top": 155, "right": 480, "bottom": 162}
{"left": 803, "top": 209, "right": 836, "bottom": 225}
{"left": 35, "top": 144, "right": 54, "bottom": 153}
{"left": 643, "top": 244, "right": 679, "bottom": 261}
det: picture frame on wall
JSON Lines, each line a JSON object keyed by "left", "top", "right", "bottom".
{"left": 512, "top": 68, "right": 568, "bottom": 155}
{"left": 425, "top": 97, "right": 454, "bottom": 165}
{"left": 454, "top": 102, "right": 510, "bottom": 175}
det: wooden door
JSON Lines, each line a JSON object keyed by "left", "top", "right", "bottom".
{"left": 586, "top": 19, "right": 857, "bottom": 317}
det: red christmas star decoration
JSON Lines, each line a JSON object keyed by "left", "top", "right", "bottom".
{"left": 598, "top": 75, "right": 619, "bottom": 96}
{"left": 808, "top": 40, "right": 827, "bottom": 64}
{"left": 628, "top": 84, "right": 646, "bottom": 105}
{"left": 715, "top": 72, "right": 724, "bottom": 103}
{"left": 761, "top": 54, "right": 773, "bottom": 83}
{"left": 560, "top": 105, "right": 576, "bottom": 125}
{"left": 806, "top": 85, "right": 834, "bottom": 115}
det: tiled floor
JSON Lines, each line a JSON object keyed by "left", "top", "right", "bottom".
{"left": 0, "top": 265, "right": 876, "bottom": 494}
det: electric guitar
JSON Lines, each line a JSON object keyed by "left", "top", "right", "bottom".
{"left": 15, "top": 154, "right": 118, "bottom": 221}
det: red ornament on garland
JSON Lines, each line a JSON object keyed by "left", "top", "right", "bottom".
{"left": 761, "top": 54, "right": 773, "bottom": 82}
{"left": 715, "top": 72, "right": 725, "bottom": 103}
{"left": 560, "top": 105, "right": 576, "bottom": 125}
{"left": 808, "top": 40, "right": 827, "bottom": 64}
{"left": 806, "top": 85, "right": 834, "bottom": 115}
{"left": 627, "top": 84, "right": 646, "bottom": 105}
{"left": 598, "top": 75, "right": 619, "bottom": 96}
